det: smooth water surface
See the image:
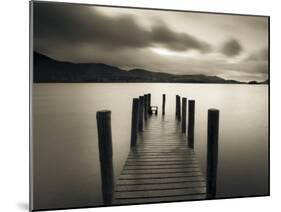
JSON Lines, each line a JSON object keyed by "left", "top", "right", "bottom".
{"left": 32, "top": 83, "right": 268, "bottom": 209}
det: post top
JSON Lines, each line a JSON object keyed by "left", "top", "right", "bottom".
{"left": 96, "top": 110, "right": 111, "bottom": 116}
{"left": 208, "top": 108, "right": 219, "bottom": 112}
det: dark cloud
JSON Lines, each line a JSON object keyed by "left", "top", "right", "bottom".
{"left": 34, "top": 3, "right": 150, "bottom": 49}
{"left": 220, "top": 39, "right": 242, "bottom": 57}
{"left": 34, "top": 2, "right": 211, "bottom": 54}
{"left": 151, "top": 25, "right": 211, "bottom": 52}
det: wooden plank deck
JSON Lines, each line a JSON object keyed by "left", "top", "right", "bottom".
{"left": 114, "top": 116, "right": 206, "bottom": 205}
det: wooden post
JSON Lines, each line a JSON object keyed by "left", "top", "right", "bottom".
{"left": 138, "top": 96, "right": 144, "bottom": 131}
{"left": 144, "top": 94, "right": 148, "bottom": 120}
{"left": 175, "top": 95, "right": 177, "bottom": 117}
{"left": 176, "top": 95, "right": 181, "bottom": 121}
{"left": 176, "top": 95, "right": 180, "bottom": 120}
{"left": 130, "top": 98, "right": 139, "bottom": 147}
{"left": 178, "top": 96, "right": 181, "bottom": 121}
{"left": 187, "top": 100, "right": 195, "bottom": 148}
{"left": 148, "top": 93, "right": 151, "bottom": 114}
{"left": 96, "top": 110, "right": 114, "bottom": 205}
{"left": 206, "top": 109, "right": 219, "bottom": 199}
{"left": 182, "top": 98, "right": 187, "bottom": 133}
{"left": 162, "top": 94, "right": 166, "bottom": 115}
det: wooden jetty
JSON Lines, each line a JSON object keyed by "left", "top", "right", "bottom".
{"left": 96, "top": 94, "right": 219, "bottom": 206}
{"left": 114, "top": 115, "right": 206, "bottom": 205}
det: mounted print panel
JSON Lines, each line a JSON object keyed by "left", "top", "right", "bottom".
{"left": 30, "top": 1, "right": 269, "bottom": 211}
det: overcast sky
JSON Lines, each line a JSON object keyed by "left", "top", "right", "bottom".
{"left": 33, "top": 2, "right": 269, "bottom": 82}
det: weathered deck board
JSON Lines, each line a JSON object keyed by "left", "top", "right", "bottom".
{"left": 115, "top": 187, "right": 206, "bottom": 199}
{"left": 119, "top": 172, "right": 204, "bottom": 180}
{"left": 125, "top": 161, "right": 200, "bottom": 166}
{"left": 115, "top": 194, "right": 206, "bottom": 205}
{"left": 117, "top": 176, "right": 206, "bottom": 185}
{"left": 123, "top": 164, "right": 200, "bottom": 170}
{"left": 122, "top": 167, "right": 201, "bottom": 174}
{"left": 116, "top": 181, "right": 206, "bottom": 192}
{"left": 114, "top": 116, "right": 206, "bottom": 205}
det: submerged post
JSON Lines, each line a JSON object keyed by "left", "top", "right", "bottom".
{"left": 187, "top": 100, "right": 195, "bottom": 148}
{"left": 144, "top": 94, "right": 148, "bottom": 120}
{"left": 96, "top": 110, "right": 114, "bottom": 205}
{"left": 138, "top": 96, "right": 144, "bottom": 132}
{"left": 162, "top": 94, "right": 166, "bottom": 115}
{"left": 206, "top": 109, "right": 220, "bottom": 199}
{"left": 130, "top": 98, "right": 139, "bottom": 147}
{"left": 182, "top": 98, "right": 187, "bottom": 133}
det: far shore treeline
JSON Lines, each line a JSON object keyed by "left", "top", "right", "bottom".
{"left": 33, "top": 52, "right": 268, "bottom": 84}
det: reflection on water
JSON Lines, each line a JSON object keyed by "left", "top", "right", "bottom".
{"left": 32, "top": 83, "right": 268, "bottom": 210}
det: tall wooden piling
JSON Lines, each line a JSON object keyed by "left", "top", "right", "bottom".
{"left": 187, "top": 100, "right": 195, "bottom": 148}
{"left": 144, "top": 94, "right": 148, "bottom": 120}
{"left": 130, "top": 98, "right": 139, "bottom": 147}
{"left": 206, "top": 109, "right": 220, "bottom": 199}
{"left": 162, "top": 94, "right": 166, "bottom": 115}
{"left": 138, "top": 96, "right": 144, "bottom": 131}
{"left": 182, "top": 98, "right": 187, "bottom": 133}
{"left": 96, "top": 110, "right": 114, "bottom": 205}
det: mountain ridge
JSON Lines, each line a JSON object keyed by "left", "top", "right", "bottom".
{"left": 33, "top": 52, "right": 267, "bottom": 84}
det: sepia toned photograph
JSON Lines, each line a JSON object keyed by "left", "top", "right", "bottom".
{"left": 30, "top": 1, "right": 269, "bottom": 211}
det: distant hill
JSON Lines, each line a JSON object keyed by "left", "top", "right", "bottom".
{"left": 33, "top": 51, "right": 249, "bottom": 84}
{"left": 248, "top": 79, "right": 269, "bottom": 85}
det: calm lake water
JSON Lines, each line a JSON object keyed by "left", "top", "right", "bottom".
{"left": 32, "top": 83, "right": 268, "bottom": 210}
